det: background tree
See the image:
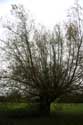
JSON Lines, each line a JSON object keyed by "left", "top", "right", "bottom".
{"left": 0, "top": 2, "right": 83, "bottom": 114}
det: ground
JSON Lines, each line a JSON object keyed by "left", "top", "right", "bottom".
{"left": 0, "top": 103, "right": 83, "bottom": 125}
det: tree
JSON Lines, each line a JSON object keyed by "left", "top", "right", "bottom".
{"left": 0, "top": 2, "right": 83, "bottom": 115}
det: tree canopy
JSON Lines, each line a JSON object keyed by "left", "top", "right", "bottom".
{"left": 0, "top": 1, "right": 83, "bottom": 114}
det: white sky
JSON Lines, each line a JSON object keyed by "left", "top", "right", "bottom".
{"left": 17, "top": 0, "right": 75, "bottom": 28}
{"left": 0, "top": 0, "right": 83, "bottom": 30}
{"left": 0, "top": 0, "right": 78, "bottom": 29}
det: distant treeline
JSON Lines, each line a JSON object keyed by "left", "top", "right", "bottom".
{"left": 0, "top": 96, "right": 27, "bottom": 102}
{"left": 0, "top": 93, "right": 83, "bottom": 103}
{"left": 58, "top": 94, "right": 83, "bottom": 103}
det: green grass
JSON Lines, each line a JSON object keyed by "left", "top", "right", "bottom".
{"left": 51, "top": 103, "right": 83, "bottom": 114}
{"left": 0, "top": 103, "right": 83, "bottom": 125}
{"left": 0, "top": 102, "right": 83, "bottom": 113}
{"left": 0, "top": 103, "right": 30, "bottom": 111}
{"left": 0, "top": 102, "right": 83, "bottom": 112}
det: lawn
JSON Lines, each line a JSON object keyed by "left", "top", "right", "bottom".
{"left": 51, "top": 103, "right": 83, "bottom": 114}
{"left": 0, "top": 102, "right": 83, "bottom": 114}
{"left": 0, "top": 103, "right": 29, "bottom": 111}
{"left": 0, "top": 103, "right": 83, "bottom": 125}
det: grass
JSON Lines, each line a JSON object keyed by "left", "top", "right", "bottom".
{"left": 0, "top": 103, "right": 29, "bottom": 111}
{"left": 0, "top": 103, "right": 83, "bottom": 125}
{"left": 0, "top": 102, "right": 83, "bottom": 113}
{"left": 51, "top": 103, "right": 83, "bottom": 114}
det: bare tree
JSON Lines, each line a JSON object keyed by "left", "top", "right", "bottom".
{"left": 0, "top": 2, "right": 83, "bottom": 114}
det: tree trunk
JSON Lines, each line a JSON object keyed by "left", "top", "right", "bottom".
{"left": 39, "top": 96, "right": 51, "bottom": 115}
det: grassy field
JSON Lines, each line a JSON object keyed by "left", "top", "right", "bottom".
{"left": 51, "top": 103, "right": 83, "bottom": 113}
{"left": 0, "top": 102, "right": 83, "bottom": 113}
{"left": 0, "top": 103, "right": 28, "bottom": 111}
{"left": 0, "top": 103, "right": 83, "bottom": 125}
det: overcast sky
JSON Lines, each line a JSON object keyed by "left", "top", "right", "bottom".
{"left": 0, "top": 0, "right": 80, "bottom": 28}
{"left": 0, "top": 0, "right": 83, "bottom": 29}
